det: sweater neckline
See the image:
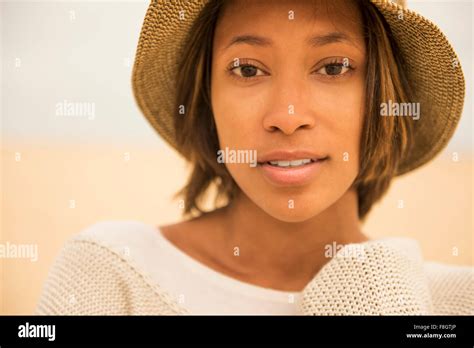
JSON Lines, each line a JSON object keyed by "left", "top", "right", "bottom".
{"left": 153, "top": 225, "right": 422, "bottom": 304}
{"left": 154, "top": 226, "right": 303, "bottom": 303}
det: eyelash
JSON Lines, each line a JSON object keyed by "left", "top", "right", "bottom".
{"left": 226, "top": 57, "right": 355, "bottom": 82}
{"left": 226, "top": 58, "right": 267, "bottom": 81}
{"left": 318, "top": 57, "right": 355, "bottom": 79}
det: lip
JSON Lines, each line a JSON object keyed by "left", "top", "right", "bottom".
{"left": 257, "top": 150, "right": 328, "bottom": 163}
{"left": 257, "top": 150, "right": 329, "bottom": 187}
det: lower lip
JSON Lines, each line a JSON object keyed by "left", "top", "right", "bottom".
{"left": 258, "top": 159, "right": 327, "bottom": 187}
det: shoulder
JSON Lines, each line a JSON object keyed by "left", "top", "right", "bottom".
{"left": 68, "top": 219, "right": 164, "bottom": 276}
{"left": 424, "top": 261, "right": 474, "bottom": 315}
{"left": 36, "top": 220, "right": 186, "bottom": 315}
{"left": 73, "top": 219, "right": 159, "bottom": 251}
{"left": 73, "top": 220, "right": 173, "bottom": 283}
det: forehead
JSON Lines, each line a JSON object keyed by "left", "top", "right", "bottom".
{"left": 214, "top": 0, "right": 365, "bottom": 52}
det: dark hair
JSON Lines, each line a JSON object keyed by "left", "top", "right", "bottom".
{"left": 173, "top": 0, "right": 415, "bottom": 222}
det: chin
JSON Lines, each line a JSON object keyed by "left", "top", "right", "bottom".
{"left": 264, "top": 208, "right": 322, "bottom": 223}
{"left": 254, "top": 193, "right": 328, "bottom": 223}
{"left": 229, "top": 168, "right": 348, "bottom": 223}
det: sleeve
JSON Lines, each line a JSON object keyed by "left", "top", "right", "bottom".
{"left": 299, "top": 238, "right": 433, "bottom": 315}
{"left": 35, "top": 239, "right": 137, "bottom": 315}
{"left": 425, "top": 262, "right": 474, "bottom": 315}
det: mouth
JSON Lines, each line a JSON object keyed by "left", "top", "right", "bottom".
{"left": 261, "top": 158, "right": 320, "bottom": 168}
{"left": 257, "top": 157, "right": 328, "bottom": 187}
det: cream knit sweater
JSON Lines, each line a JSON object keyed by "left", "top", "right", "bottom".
{"left": 36, "top": 221, "right": 473, "bottom": 315}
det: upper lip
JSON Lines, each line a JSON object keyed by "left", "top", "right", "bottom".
{"left": 257, "top": 150, "right": 329, "bottom": 163}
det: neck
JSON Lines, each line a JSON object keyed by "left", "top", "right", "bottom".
{"left": 220, "top": 189, "right": 368, "bottom": 290}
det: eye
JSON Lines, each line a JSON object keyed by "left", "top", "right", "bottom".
{"left": 231, "top": 64, "right": 266, "bottom": 78}
{"left": 227, "top": 58, "right": 268, "bottom": 80}
{"left": 317, "top": 63, "right": 350, "bottom": 76}
{"left": 314, "top": 58, "right": 354, "bottom": 77}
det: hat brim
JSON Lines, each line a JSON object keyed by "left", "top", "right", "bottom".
{"left": 132, "top": 0, "right": 465, "bottom": 176}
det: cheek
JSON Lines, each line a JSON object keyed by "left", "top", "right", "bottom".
{"left": 211, "top": 79, "right": 265, "bottom": 150}
{"left": 211, "top": 75, "right": 264, "bottom": 191}
{"left": 311, "top": 79, "right": 365, "bottom": 167}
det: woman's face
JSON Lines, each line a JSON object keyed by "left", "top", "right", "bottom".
{"left": 211, "top": 0, "right": 367, "bottom": 222}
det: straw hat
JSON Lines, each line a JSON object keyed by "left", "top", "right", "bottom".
{"left": 132, "top": 0, "right": 465, "bottom": 176}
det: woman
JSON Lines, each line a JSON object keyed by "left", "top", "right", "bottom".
{"left": 37, "top": 0, "right": 473, "bottom": 315}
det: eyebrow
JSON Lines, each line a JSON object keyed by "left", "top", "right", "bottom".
{"left": 224, "top": 34, "right": 273, "bottom": 49}
{"left": 307, "top": 32, "right": 356, "bottom": 47}
{"left": 223, "top": 32, "right": 359, "bottom": 51}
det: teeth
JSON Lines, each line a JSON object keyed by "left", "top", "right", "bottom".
{"left": 268, "top": 159, "right": 313, "bottom": 167}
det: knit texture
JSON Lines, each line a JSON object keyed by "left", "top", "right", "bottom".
{"left": 36, "top": 240, "right": 189, "bottom": 315}
{"left": 36, "top": 221, "right": 473, "bottom": 315}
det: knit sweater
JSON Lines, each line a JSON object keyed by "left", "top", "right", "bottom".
{"left": 36, "top": 221, "right": 474, "bottom": 315}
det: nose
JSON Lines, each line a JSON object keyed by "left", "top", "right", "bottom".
{"left": 262, "top": 79, "right": 316, "bottom": 135}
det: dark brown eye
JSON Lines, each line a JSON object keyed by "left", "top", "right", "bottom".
{"left": 240, "top": 65, "right": 258, "bottom": 77}
{"left": 315, "top": 60, "right": 353, "bottom": 77}
{"left": 231, "top": 64, "right": 266, "bottom": 79}
{"left": 228, "top": 58, "right": 268, "bottom": 80}
{"left": 324, "top": 64, "right": 343, "bottom": 75}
